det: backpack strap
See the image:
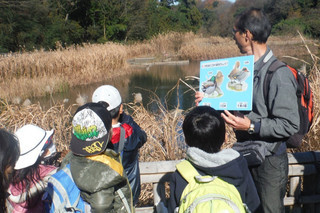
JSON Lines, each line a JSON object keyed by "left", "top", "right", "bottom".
{"left": 116, "top": 188, "right": 132, "bottom": 213}
{"left": 176, "top": 160, "right": 201, "bottom": 183}
{"left": 47, "top": 164, "right": 83, "bottom": 212}
{"left": 263, "top": 59, "right": 287, "bottom": 106}
{"left": 117, "top": 126, "right": 126, "bottom": 154}
{"left": 263, "top": 59, "right": 287, "bottom": 153}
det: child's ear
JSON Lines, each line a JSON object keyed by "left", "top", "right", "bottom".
{"left": 108, "top": 128, "right": 113, "bottom": 140}
{"left": 120, "top": 104, "right": 124, "bottom": 114}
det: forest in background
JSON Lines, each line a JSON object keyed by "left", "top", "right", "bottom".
{"left": 0, "top": 0, "right": 320, "bottom": 53}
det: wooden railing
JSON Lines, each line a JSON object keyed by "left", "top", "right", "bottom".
{"left": 135, "top": 151, "right": 320, "bottom": 213}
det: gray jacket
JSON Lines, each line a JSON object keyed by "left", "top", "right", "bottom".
{"left": 236, "top": 47, "right": 300, "bottom": 154}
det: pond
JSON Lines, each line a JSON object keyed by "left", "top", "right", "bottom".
{"left": 30, "top": 53, "right": 314, "bottom": 112}
{"left": 31, "top": 61, "right": 201, "bottom": 112}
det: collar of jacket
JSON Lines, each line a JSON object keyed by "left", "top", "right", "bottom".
{"left": 254, "top": 47, "right": 274, "bottom": 72}
{"left": 86, "top": 149, "right": 123, "bottom": 176}
{"left": 186, "top": 147, "right": 240, "bottom": 168}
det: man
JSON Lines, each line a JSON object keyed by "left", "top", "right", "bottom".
{"left": 196, "top": 8, "right": 299, "bottom": 213}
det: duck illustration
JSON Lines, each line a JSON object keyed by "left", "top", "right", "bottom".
{"left": 228, "top": 61, "right": 241, "bottom": 82}
{"left": 202, "top": 71, "right": 224, "bottom": 95}
{"left": 233, "top": 67, "right": 250, "bottom": 85}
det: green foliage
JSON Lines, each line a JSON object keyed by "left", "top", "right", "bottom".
{"left": 0, "top": 0, "right": 49, "bottom": 52}
{"left": 43, "top": 17, "right": 84, "bottom": 49}
{"left": 303, "top": 8, "right": 320, "bottom": 38}
{"left": 0, "top": 0, "right": 319, "bottom": 52}
{"left": 177, "top": 0, "right": 202, "bottom": 32}
{"left": 272, "top": 18, "right": 305, "bottom": 35}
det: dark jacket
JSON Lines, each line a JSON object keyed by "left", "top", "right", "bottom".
{"left": 111, "top": 113, "right": 147, "bottom": 204}
{"left": 67, "top": 151, "right": 133, "bottom": 213}
{"left": 168, "top": 147, "right": 260, "bottom": 212}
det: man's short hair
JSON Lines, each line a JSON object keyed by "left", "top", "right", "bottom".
{"left": 183, "top": 106, "right": 225, "bottom": 153}
{"left": 235, "top": 7, "right": 271, "bottom": 43}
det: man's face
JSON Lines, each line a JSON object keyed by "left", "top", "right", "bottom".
{"left": 232, "top": 27, "right": 251, "bottom": 55}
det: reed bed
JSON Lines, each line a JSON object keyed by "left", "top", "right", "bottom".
{"left": 178, "top": 36, "right": 239, "bottom": 60}
{"left": 0, "top": 32, "right": 317, "bottom": 102}
{"left": 0, "top": 43, "right": 129, "bottom": 101}
{"left": 0, "top": 100, "right": 75, "bottom": 152}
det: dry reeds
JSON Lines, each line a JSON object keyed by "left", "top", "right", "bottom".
{"left": 0, "top": 43, "right": 129, "bottom": 101}
{"left": 179, "top": 36, "right": 240, "bottom": 60}
{"left": 292, "top": 33, "right": 320, "bottom": 152}
{"left": 125, "top": 89, "right": 187, "bottom": 161}
{"left": 0, "top": 100, "right": 75, "bottom": 152}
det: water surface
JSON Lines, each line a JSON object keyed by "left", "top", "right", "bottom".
{"left": 32, "top": 61, "right": 200, "bottom": 112}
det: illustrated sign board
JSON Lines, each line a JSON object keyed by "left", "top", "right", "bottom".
{"left": 199, "top": 55, "right": 254, "bottom": 111}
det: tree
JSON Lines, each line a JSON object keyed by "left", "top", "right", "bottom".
{"left": 88, "top": 0, "right": 127, "bottom": 42}
{"left": 0, "top": 0, "right": 50, "bottom": 52}
{"left": 177, "top": 0, "right": 202, "bottom": 32}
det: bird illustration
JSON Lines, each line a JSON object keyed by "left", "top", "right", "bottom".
{"left": 215, "top": 71, "right": 224, "bottom": 87}
{"left": 233, "top": 67, "right": 250, "bottom": 85}
{"left": 201, "top": 71, "right": 224, "bottom": 95}
{"left": 228, "top": 61, "right": 241, "bottom": 82}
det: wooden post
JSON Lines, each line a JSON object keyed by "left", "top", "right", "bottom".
{"left": 290, "top": 176, "right": 302, "bottom": 213}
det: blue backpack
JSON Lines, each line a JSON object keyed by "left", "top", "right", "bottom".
{"left": 43, "top": 164, "right": 91, "bottom": 213}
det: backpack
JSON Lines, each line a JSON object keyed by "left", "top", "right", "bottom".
{"left": 43, "top": 164, "right": 91, "bottom": 213}
{"left": 263, "top": 59, "right": 314, "bottom": 148}
{"left": 175, "top": 160, "right": 249, "bottom": 213}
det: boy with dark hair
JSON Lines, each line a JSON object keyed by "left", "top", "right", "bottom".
{"left": 168, "top": 106, "right": 260, "bottom": 212}
{"left": 92, "top": 85, "right": 147, "bottom": 205}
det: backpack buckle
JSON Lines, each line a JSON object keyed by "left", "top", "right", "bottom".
{"left": 195, "top": 175, "right": 216, "bottom": 183}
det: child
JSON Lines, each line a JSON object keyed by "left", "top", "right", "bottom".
{"left": 0, "top": 129, "right": 20, "bottom": 212}
{"left": 45, "top": 102, "right": 133, "bottom": 212}
{"left": 92, "top": 85, "right": 147, "bottom": 204}
{"left": 7, "top": 124, "right": 58, "bottom": 212}
{"left": 168, "top": 106, "right": 260, "bottom": 212}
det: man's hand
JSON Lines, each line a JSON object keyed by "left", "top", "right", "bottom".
{"left": 195, "top": 91, "right": 204, "bottom": 106}
{"left": 221, "top": 110, "right": 251, "bottom": 131}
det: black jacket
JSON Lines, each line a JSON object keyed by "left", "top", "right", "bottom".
{"left": 168, "top": 147, "right": 260, "bottom": 212}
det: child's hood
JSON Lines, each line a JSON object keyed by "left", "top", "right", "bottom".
{"left": 186, "top": 147, "right": 248, "bottom": 182}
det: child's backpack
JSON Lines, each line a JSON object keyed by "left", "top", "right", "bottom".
{"left": 264, "top": 59, "right": 314, "bottom": 148}
{"left": 174, "top": 160, "right": 249, "bottom": 213}
{"left": 43, "top": 163, "right": 91, "bottom": 213}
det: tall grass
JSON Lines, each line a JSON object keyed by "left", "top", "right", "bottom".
{"left": 0, "top": 43, "right": 129, "bottom": 101}
{"left": 0, "top": 100, "right": 74, "bottom": 152}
